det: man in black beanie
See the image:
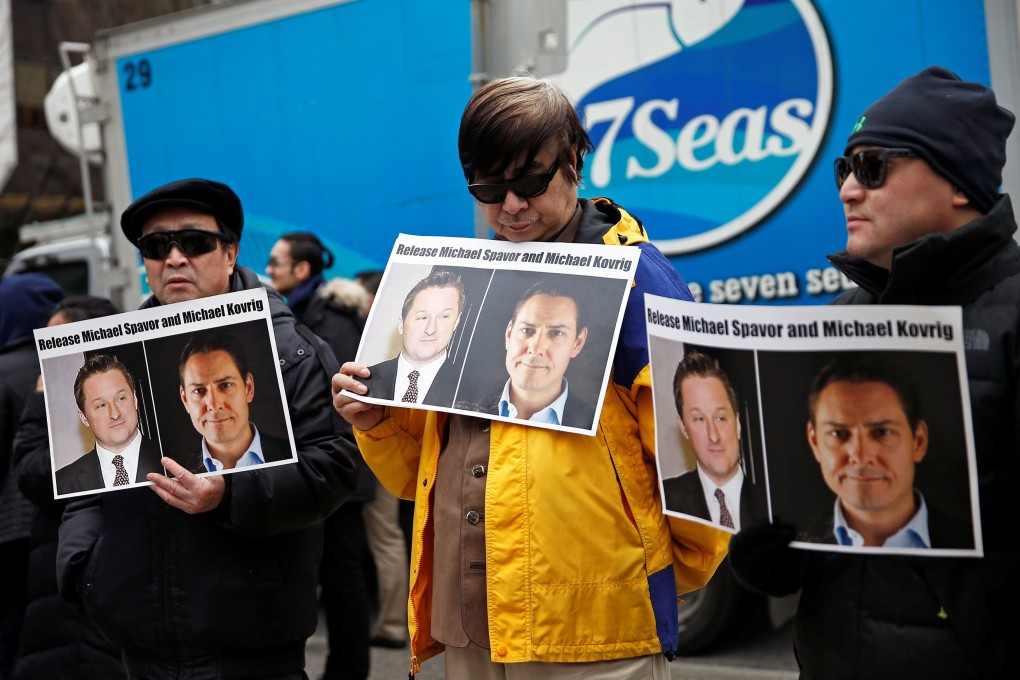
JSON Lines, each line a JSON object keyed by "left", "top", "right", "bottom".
{"left": 730, "top": 66, "right": 1020, "bottom": 679}
{"left": 56, "top": 178, "right": 360, "bottom": 679}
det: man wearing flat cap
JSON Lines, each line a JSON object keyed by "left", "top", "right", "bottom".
{"left": 729, "top": 66, "right": 1020, "bottom": 678}
{"left": 57, "top": 177, "right": 360, "bottom": 678}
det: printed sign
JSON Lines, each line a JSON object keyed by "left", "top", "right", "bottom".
{"left": 648, "top": 294, "right": 981, "bottom": 557}
{"left": 35, "top": 289, "right": 296, "bottom": 499}
{"left": 344, "top": 234, "right": 639, "bottom": 435}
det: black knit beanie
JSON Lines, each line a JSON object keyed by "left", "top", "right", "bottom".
{"left": 845, "top": 66, "right": 1015, "bottom": 213}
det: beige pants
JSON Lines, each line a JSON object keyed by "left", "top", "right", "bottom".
{"left": 361, "top": 479, "right": 409, "bottom": 640}
{"left": 444, "top": 643, "right": 671, "bottom": 680}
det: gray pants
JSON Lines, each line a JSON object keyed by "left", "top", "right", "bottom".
{"left": 444, "top": 643, "right": 670, "bottom": 680}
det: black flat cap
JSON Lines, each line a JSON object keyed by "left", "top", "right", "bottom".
{"left": 120, "top": 178, "right": 244, "bottom": 246}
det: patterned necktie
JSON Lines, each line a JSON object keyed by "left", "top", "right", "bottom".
{"left": 112, "top": 454, "right": 130, "bottom": 486}
{"left": 715, "top": 488, "right": 735, "bottom": 529}
{"left": 401, "top": 370, "right": 420, "bottom": 403}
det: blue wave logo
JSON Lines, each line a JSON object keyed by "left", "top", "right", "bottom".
{"left": 549, "top": 0, "right": 833, "bottom": 254}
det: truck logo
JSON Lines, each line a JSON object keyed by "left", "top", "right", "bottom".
{"left": 550, "top": 0, "right": 833, "bottom": 255}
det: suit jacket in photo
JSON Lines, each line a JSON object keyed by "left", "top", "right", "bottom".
{"left": 55, "top": 434, "right": 164, "bottom": 495}
{"left": 191, "top": 430, "right": 296, "bottom": 474}
{"left": 662, "top": 468, "right": 766, "bottom": 529}
{"left": 796, "top": 497, "right": 975, "bottom": 550}
{"left": 470, "top": 384, "right": 597, "bottom": 430}
{"left": 258, "top": 431, "right": 294, "bottom": 464}
{"left": 365, "top": 355, "right": 459, "bottom": 408}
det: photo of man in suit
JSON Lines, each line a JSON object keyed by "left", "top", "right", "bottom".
{"left": 799, "top": 354, "right": 970, "bottom": 549}
{"left": 178, "top": 331, "right": 292, "bottom": 472}
{"left": 364, "top": 269, "right": 464, "bottom": 407}
{"left": 662, "top": 349, "right": 762, "bottom": 531}
{"left": 487, "top": 279, "right": 594, "bottom": 428}
{"left": 56, "top": 353, "right": 164, "bottom": 494}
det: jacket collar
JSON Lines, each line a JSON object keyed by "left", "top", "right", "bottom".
{"left": 285, "top": 273, "right": 324, "bottom": 320}
{"left": 828, "top": 194, "right": 1017, "bottom": 302}
{"left": 573, "top": 197, "right": 649, "bottom": 247}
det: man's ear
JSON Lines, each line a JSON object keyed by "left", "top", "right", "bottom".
{"left": 951, "top": 187, "right": 971, "bottom": 208}
{"left": 294, "top": 260, "right": 312, "bottom": 281}
{"left": 806, "top": 421, "right": 822, "bottom": 463}
{"left": 180, "top": 385, "right": 188, "bottom": 409}
{"left": 570, "top": 326, "right": 588, "bottom": 357}
{"left": 912, "top": 419, "right": 929, "bottom": 463}
{"left": 78, "top": 411, "right": 89, "bottom": 428}
{"left": 677, "top": 413, "right": 689, "bottom": 440}
{"left": 245, "top": 373, "right": 255, "bottom": 403}
{"left": 224, "top": 242, "right": 239, "bottom": 274}
{"left": 505, "top": 319, "right": 514, "bottom": 349}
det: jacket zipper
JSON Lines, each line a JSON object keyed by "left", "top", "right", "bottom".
{"left": 408, "top": 472, "right": 432, "bottom": 679}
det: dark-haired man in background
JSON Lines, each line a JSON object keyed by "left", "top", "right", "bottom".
{"left": 267, "top": 231, "right": 379, "bottom": 679}
{"left": 267, "top": 232, "right": 366, "bottom": 367}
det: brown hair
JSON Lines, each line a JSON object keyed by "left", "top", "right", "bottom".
{"left": 458, "top": 75, "right": 593, "bottom": 186}
{"left": 74, "top": 354, "right": 135, "bottom": 412}
{"left": 672, "top": 350, "right": 737, "bottom": 416}
{"left": 807, "top": 353, "right": 922, "bottom": 430}
{"left": 401, "top": 270, "right": 465, "bottom": 321}
{"left": 178, "top": 331, "right": 251, "bottom": 386}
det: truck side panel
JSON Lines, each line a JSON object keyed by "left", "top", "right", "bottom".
{"left": 108, "top": 0, "right": 472, "bottom": 279}
{"left": 96, "top": 0, "right": 1002, "bottom": 304}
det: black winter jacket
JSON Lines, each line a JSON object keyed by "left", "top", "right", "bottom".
{"left": 13, "top": 391, "right": 125, "bottom": 680}
{"left": 56, "top": 266, "right": 359, "bottom": 679}
{"left": 298, "top": 278, "right": 374, "bottom": 503}
{"left": 739, "top": 196, "right": 1020, "bottom": 679}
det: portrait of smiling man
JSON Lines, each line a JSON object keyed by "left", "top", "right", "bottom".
{"left": 364, "top": 269, "right": 464, "bottom": 407}
{"left": 178, "top": 331, "right": 292, "bottom": 473}
{"left": 662, "top": 350, "right": 764, "bottom": 531}
{"left": 56, "top": 353, "right": 164, "bottom": 494}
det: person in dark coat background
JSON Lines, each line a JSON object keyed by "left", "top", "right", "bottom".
{"left": 267, "top": 231, "right": 378, "bottom": 680}
{"left": 12, "top": 295, "right": 126, "bottom": 680}
{"left": 0, "top": 273, "right": 65, "bottom": 680}
{"left": 353, "top": 269, "right": 411, "bottom": 650}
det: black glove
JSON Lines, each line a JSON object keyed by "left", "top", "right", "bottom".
{"left": 728, "top": 520, "right": 804, "bottom": 597}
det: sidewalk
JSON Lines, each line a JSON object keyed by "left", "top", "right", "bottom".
{"left": 304, "top": 608, "right": 446, "bottom": 680}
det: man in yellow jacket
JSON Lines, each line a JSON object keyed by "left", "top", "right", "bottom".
{"left": 332, "top": 75, "right": 729, "bottom": 679}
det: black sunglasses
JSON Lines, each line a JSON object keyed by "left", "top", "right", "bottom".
{"left": 137, "top": 230, "right": 232, "bottom": 260}
{"left": 468, "top": 159, "right": 560, "bottom": 204}
{"left": 834, "top": 148, "right": 917, "bottom": 190}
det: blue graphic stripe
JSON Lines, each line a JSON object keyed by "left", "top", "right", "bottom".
{"left": 649, "top": 564, "right": 679, "bottom": 652}
{"left": 615, "top": 241, "right": 692, "bottom": 388}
